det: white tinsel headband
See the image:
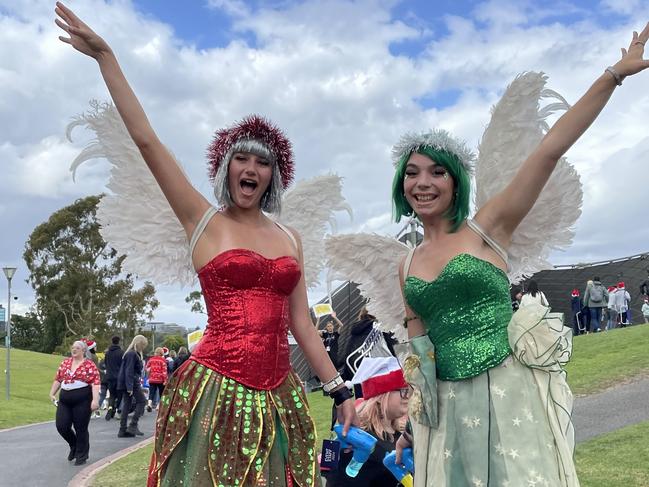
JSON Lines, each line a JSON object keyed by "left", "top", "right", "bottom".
{"left": 391, "top": 129, "right": 476, "bottom": 174}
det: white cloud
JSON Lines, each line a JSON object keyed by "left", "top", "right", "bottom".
{"left": 2, "top": 0, "right": 649, "bottom": 327}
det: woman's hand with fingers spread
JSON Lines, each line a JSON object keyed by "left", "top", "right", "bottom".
{"left": 613, "top": 22, "right": 649, "bottom": 78}
{"left": 55, "top": 1, "right": 111, "bottom": 60}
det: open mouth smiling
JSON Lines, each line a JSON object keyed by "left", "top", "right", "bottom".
{"left": 414, "top": 194, "right": 438, "bottom": 202}
{"left": 240, "top": 178, "right": 258, "bottom": 194}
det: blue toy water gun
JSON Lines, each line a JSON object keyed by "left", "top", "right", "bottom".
{"left": 333, "top": 424, "right": 378, "bottom": 477}
{"left": 383, "top": 448, "right": 415, "bottom": 487}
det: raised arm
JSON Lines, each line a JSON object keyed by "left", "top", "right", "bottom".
{"left": 331, "top": 312, "right": 344, "bottom": 329}
{"left": 479, "top": 24, "right": 649, "bottom": 243}
{"left": 55, "top": 2, "right": 209, "bottom": 235}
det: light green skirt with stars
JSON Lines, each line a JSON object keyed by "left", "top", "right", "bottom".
{"left": 405, "top": 304, "right": 579, "bottom": 487}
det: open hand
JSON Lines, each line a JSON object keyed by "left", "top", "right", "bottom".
{"left": 613, "top": 22, "right": 649, "bottom": 77}
{"left": 55, "top": 2, "right": 111, "bottom": 60}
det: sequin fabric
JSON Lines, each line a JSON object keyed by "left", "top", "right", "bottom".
{"left": 404, "top": 253, "right": 513, "bottom": 380}
{"left": 191, "top": 249, "right": 301, "bottom": 390}
{"left": 147, "top": 249, "right": 317, "bottom": 486}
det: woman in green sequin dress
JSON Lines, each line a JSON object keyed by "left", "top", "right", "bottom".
{"left": 391, "top": 25, "right": 649, "bottom": 487}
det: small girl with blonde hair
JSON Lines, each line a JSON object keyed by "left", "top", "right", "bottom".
{"left": 326, "top": 357, "right": 410, "bottom": 487}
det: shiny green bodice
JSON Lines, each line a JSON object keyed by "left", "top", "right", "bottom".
{"left": 404, "top": 253, "right": 513, "bottom": 381}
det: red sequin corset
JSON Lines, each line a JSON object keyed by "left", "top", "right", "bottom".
{"left": 190, "top": 249, "right": 301, "bottom": 390}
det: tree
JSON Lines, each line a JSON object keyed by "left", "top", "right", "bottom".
{"left": 185, "top": 290, "right": 205, "bottom": 314}
{"left": 8, "top": 312, "right": 43, "bottom": 351}
{"left": 23, "top": 195, "right": 159, "bottom": 353}
{"left": 163, "top": 334, "right": 186, "bottom": 352}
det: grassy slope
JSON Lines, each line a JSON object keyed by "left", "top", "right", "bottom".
{"left": 0, "top": 348, "right": 62, "bottom": 429}
{"left": 565, "top": 325, "right": 649, "bottom": 395}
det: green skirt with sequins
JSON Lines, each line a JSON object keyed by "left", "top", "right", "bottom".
{"left": 147, "top": 359, "right": 317, "bottom": 487}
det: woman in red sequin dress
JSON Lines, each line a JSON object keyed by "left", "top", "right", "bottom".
{"left": 55, "top": 3, "right": 357, "bottom": 486}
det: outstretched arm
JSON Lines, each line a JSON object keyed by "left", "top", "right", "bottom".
{"left": 479, "top": 24, "right": 649, "bottom": 243}
{"left": 55, "top": 2, "right": 209, "bottom": 235}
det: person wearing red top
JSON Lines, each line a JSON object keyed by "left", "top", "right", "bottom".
{"left": 146, "top": 347, "right": 168, "bottom": 411}
{"left": 49, "top": 340, "right": 100, "bottom": 466}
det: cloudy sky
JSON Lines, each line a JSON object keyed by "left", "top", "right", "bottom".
{"left": 1, "top": 0, "right": 648, "bottom": 330}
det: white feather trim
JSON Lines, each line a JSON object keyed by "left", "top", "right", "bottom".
{"left": 476, "top": 72, "right": 583, "bottom": 284}
{"left": 325, "top": 234, "right": 410, "bottom": 342}
{"left": 391, "top": 129, "right": 476, "bottom": 173}
{"left": 276, "top": 174, "right": 351, "bottom": 289}
{"left": 68, "top": 101, "right": 196, "bottom": 287}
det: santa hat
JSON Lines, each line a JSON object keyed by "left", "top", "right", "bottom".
{"left": 352, "top": 357, "right": 408, "bottom": 400}
{"left": 608, "top": 286, "right": 617, "bottom": 293}
{"left": 618, "top": 281, "right": 625, "bottom": 288}
{"left": 571, "top": 289, "right": 580, "bottom": 297}
{"left": 84, "top": 339, "right": 97, "bottom": 351}
{"left": 162, "top": 347, "right": 169, "bottom": 356}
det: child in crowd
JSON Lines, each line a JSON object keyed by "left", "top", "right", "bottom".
{"left": 325, "top": 357, "right": 410, "bottom": 487}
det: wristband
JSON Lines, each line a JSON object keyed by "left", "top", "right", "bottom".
{"left": 331, "top": 386, "right": 353, "bottom": 406}
{"left": 605, "top": 66, "right": 624, "bottom": 86}
{"left": 322, "top": 373, "right": 343, "bottom": 393}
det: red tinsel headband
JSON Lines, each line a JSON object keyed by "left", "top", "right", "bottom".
{"left": 207, "top": 115, "right": 295, "bottom": 189}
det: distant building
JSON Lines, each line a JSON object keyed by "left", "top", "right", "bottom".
{"left": 142, "top": 321, "right": 190, "bottom": 348}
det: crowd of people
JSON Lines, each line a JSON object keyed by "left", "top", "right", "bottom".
{"left": 512, "top": 275, "right": 647, "bottom": 337}
{"left": 49, "top": 333, "right": 193, "bottom": 465}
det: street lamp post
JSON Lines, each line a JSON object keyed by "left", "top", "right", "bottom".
{"left": 3, "top": 267, "right": 17, "bottom": 401}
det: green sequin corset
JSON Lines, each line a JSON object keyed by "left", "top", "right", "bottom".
{"left": 404, "top": 253, "right": 513, "bottom": 381}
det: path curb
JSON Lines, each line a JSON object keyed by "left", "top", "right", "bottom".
{"left": 68, "top": 436, "right": 154, "bottom": 487}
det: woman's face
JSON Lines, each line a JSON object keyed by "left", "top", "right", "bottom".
{"left": 227, "top": 152, "right": 273, "bottom": 210}
{"left": 403, "top": 152, "right": 454, "bottom": 221}
{"left": 386, "top": 388, "right": 410, "bottom": 420}
{"left": 70, "top": 343, "right": 84, "bottom": 358}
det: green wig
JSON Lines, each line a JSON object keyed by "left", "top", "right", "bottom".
{"left": 391, "top": 146, "right": 471, "bottom": 232}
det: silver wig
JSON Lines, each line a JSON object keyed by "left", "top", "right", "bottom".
{"left": 212, "top": 138, "right": 283, "bottom": 214}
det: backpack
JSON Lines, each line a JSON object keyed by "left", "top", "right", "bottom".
{"left": 590, "top": 285, "right": 604, "bottom": 303}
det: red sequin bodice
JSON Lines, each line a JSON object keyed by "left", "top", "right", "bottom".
{"left": 190, "top": 249, "right": 301, "bottom": 390}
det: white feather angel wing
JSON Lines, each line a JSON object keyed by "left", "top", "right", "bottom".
{"left": 325, "top": 234, "right": 410, "bottom": 342}
{"left": 277, "top": 174, "right": 351, "bottom": 289}
{"left": 476, "top": 72, "right": 583, "bottom": 284}
{"left": 67, "top": 101, "right": 196, "bottom": 287}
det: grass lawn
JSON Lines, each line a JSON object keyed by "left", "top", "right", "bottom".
{"left": 575, "top": 421, "right": 649, "bottom": 486}
{"left": 0, "top": 348, "right": 62, "bottom": 429}
{"left": 565, "top": 325, "right": 649, "bottom": 395}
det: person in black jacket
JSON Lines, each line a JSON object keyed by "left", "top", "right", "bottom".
{"left": 117, "top": 334, "right": 148, "bottom": 437}
{"left": 104, "top": 336, "right": 124, "bottom": 421}
{"left": 325, "top": 357, "right": 410, "bottom": 487}
{"left": 172, "top": 346, "right": 190, "bottom": 373}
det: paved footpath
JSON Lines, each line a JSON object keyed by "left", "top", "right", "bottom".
{"left": 0, "top": 411, "right": 156, "bottom": 487}
{"left": 1, "top": 378, "right": 648, "bottom": 487}
{"left": 572, "top": 376, "right": 649, "bottom": 443}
